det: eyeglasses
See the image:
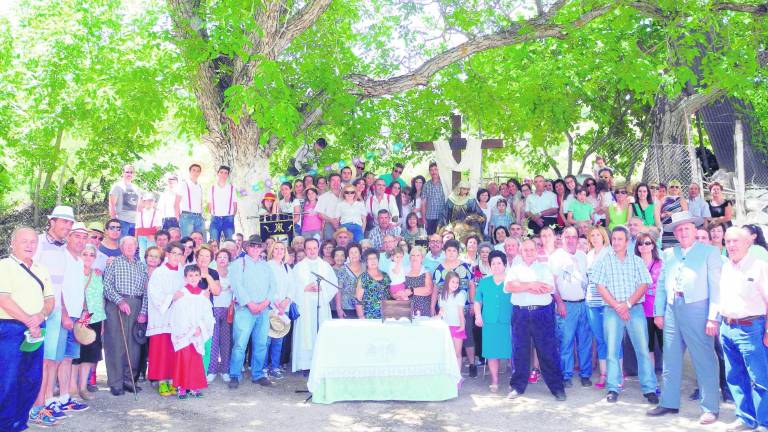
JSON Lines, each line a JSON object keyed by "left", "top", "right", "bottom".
{"left": 124, "top": 170, "right": 134, "bottom": 174}
{"left": 169, "top": 251, "right": 184, "bottom": 256}
{"left": 107, "top": 226, "right": 121, "bottom": 231}
{"left": 344, "top": 191, "right": 355, "bottom": 195}
{"left": 82, "top": 253, "right": 96, "bottom": 257}
{"left": 147, "top": 254, "right": 162, "bottom": 259}
{"left": 649, "top": 186, "right": 658, "bottom": 190}
{"left": 615, "top": 190, "right": 628, "bottom": 195}
{"left": 639, "top": 241, "right": 654, "bottom": 246}
{"left": 247, "top": 243, "right": 263, "bottom": 248}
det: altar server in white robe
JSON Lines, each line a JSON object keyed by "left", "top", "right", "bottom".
{"left": 291, "top": 238, "right": 338, "bottom": 373}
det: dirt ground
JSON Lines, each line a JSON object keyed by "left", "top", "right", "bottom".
{"left": 53, "top": 363, "right": 739, "bottom": 432}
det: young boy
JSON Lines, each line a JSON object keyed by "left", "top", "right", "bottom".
{"left": 489, "top": 199, "right": 513, "bottom": 236}
{"left": 170, "top": 265, "right": 215, "bottom": 399}
{"left": 567, "top": 187, "right": 594, "bottom": 235}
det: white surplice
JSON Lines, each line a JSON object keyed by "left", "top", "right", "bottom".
{"left": 170, "top": 288, "right": 215, "bottom": 354}
{"left": 291, "top": 257, "right": 338, "bottom": 372}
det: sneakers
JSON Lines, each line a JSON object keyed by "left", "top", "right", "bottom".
{"left": 29, "top": 407, "right": 58, "bottom": 428}
{"left": 206, "top": 374, "right": 216, "bottom": 384}
{"left": 607, "top": 391, "right": 619, "bottom": 403}
{"left": 507, "top": 389, "right": 521, "bottom": 399}
{"left": 60, "top": 398, "right": 89, "bottom": 413}
{"left": 528, "top": 369, "right": 540, "bottom": 384}
{"left": 221, "top": 374, "right": 231, "bottom": 383}
{"left": 268, "top": 369, "right": 284, "bottom": 380}
{"left": 191, "top": 390, "right": 204, "bottom": 398}
{"left": 178, "top": 388, "right": 188, "bottom": 400}
{"left": 158, "top": 381, "right": 174, "bottom": 397}
{"left": 44, "top": 402, "right": 69, "bottom": 419}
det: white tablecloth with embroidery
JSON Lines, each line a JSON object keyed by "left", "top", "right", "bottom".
{"left": 307, "top": 318, "right": 461, "bottom": 403}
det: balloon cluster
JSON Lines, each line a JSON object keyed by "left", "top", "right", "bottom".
{"left": 250, "top": 177, "right": 274, "bottom": 192}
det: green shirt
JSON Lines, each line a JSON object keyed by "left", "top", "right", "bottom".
{"left": 379, "top": 173, "right": 407, "bottom": 189}
{"left": 568, "top": 200, "right": 593, "bottom": 222}
{"left": 84, "top": 272, "right": 106, "bottom": 323}
{"left": 632, "top": 202, "right": 656, "bottom": 226}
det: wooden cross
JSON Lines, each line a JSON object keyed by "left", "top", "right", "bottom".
{"left": 413, "top": 114, "right": 504, "bottom": 188}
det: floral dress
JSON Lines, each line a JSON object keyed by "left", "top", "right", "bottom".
{"left": 334, "top": 265, "right": 360, "bottom": 311}
{"left": 355, "top": 272, "right": 391, "bottom": 319}
{"left": 405, "top": 272, "right": 431, "bottom": 316}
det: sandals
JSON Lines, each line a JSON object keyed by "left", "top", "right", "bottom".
{"left": 595, "top": 374, "right": 607, "bottom": 389}
{"left": 489, "top": 384, "right": 499, "bottom": 393}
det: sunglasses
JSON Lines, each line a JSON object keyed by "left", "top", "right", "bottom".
{"left": 639, "top": 241, "right": 654, "bottom": 246}
{"left": 89, "top": 235, "right": 103, "bottom": 241}
{"left": 107, "top": 226, "right": 121, "bottom": 231}
{"left": 344, "top": 191, "right": 356, "bottom": 195}
{"left": 669, "top": 185, "right": 680, "bottom": 189}
{"left": 649, "top": 186, "right": 658, "bottom": 190}
{"left": 615, "top": 190, "right": 627, "bottom": 195}
{"left": 394, "top": 169, "right": 403, "bottom": 174}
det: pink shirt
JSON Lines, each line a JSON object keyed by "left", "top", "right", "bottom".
{"left": 642, "top": 259, "right": 662, "bottom": 317}
{"left": 302, "top": 201, "right": 322, "bottom": 231}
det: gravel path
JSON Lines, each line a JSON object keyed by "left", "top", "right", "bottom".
{"left": 53, "top": 364, "right": 738, "bottom": 432}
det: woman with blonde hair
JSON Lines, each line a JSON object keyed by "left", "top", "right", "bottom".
{"left": 264, "top": 241, "right": 292, "bottom": 379}
{"left": 584, "top": 226, "right": 613, "bottom": 389}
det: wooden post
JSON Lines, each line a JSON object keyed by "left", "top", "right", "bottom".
{"left": 734, "top": 119, "right": 746, "bottom": 221}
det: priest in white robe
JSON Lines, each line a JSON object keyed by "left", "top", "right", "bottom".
{"left": 291, "top": 238, "right": 338, "bottom": 373}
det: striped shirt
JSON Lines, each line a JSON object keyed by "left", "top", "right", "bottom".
{"left": 592, "top": 249, "right": 651, "bottom": 304}
{"left": 103, "top": 255, "right": 149, "bottom": 315}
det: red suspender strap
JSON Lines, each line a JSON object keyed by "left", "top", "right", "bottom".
{"left": 228, "top": 184, "right": 234, "bottom": 215}
{"left": 211, "top": 185, "right": 216, "bottom": 214}
{"left": 186, "top": 182, "right": 192, "bottom": 211}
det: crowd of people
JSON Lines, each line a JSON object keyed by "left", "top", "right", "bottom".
{"left": 1, "top": 149, "right": 768, "bottom": 432}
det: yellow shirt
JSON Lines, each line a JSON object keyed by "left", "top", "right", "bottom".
{"left": 0, "top": 256, "right": 53, "bottom": 319}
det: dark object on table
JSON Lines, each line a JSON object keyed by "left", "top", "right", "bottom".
{"left": 381, "top": 300, "right": 413, "bottom": 323}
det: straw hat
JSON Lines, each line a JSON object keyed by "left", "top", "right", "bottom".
{"left": 73, "top": 322, "right": 96, "bottom": 345}
{"left": 667, "top": 211, "right": 704, "bottom": 230}
{"left": 48, "top": 205, "right": 76, "bottom": 222}
{"left": 268, "top": 311, "right": 291, "bottom": 339}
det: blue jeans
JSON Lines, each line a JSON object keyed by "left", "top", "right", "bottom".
{"left": 229, "top": 307, "right": 269, "bottom": 381}
{"left": 265, "top": 336, "right": 284, "bottom": 370}
{"left": 342, "top": 223, "right": 364, "bottom": 243}
{"left": 557, "top": 301, "right": 593, "bottom": 380}
{"left": 604, "top": 305, "right": 657, "bottom": 393}
{"left": 720, "top": 317, "right": 768, "bottom": 428}
{"left": 587, "top": 306, "right": 609, "bottom": 360}
{"left": 179, "top": 212, "right": 205, "bottom": 238}
{"left": 209, "top": 215, "right": 235, "bottom": 243}
{"left": 119, "top": 220, "right": 135, "bottom": 238}
{"left": 0, "top": 320, "right": 43, "bottom": 432}
{"left": 161, "top": 217, "right": 179, "bottom": 230}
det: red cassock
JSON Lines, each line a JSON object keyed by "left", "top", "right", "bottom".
{"left": 172, "top": 344, "right": 207, "bottom": 391}
{"left": 147, "top": 333, "right": 175, "bottom": 381}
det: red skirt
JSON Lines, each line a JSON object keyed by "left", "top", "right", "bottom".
{"left": 172, "top": 344, "right": 207, "bottom": 391}
{"left": 147, "top": 333, "right": 175, "bottom": 381}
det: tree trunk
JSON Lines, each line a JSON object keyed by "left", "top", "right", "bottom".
{"left": 41, "top": 127, "right": 64, "bottom": 191}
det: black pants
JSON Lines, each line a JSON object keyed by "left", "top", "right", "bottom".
{"left": 426, "top": 219, "right": 440, "bottom": 236}
{"left": 510, "top": 303, "right": 564, "bottom": 395}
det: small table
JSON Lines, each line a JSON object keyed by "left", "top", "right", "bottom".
{"left": 307, "top": 319, "right": 461, "bottom": 404}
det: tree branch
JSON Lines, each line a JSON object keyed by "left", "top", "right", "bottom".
{"left": 711, "top": 2, "right": 768, "bottom": 15}
{"left": 346, "top": 2, "right": 613, "bottom": 98}
{"left": 272, "top": 0, "right": 333, "bottom": 56}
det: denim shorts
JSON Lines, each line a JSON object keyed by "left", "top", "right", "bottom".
{"left": 43, "top": 310, "right": 80, "bottom": 361}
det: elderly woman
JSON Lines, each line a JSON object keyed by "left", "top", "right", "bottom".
{"left": 707, "top": 182, "right": 733, "bottom": 229}
{"left": 69, "top": 244, "right": 106, "bottom": 401}
{"left": 208, "top": 249, "right": 233, "bottom": 383}
{"left": 402, "top": 212, "right": 427, "bottom": 247}
{"left": 404, "top": 246, "right": 434, "bottom": 316}
{"left": 265, "top": 241, "right": 292, "bottom": 379}
{"left": 354, "top": 249, "right": 391, "bottom": 319}
{"left": 473, "top": 250, "right": 512, "bottom": 393}
{"left": 334, "top": 244, "right": 363, "bottom": 319}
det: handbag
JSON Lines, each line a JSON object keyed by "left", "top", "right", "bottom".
{"left": 226, "top": 301, "right": 235, "bottom": 324}
{"left": 73, "top": 314, "right": 96, "bottom": 345}
{"left": 287, "top": 302, "right": 300, "bottom": 321}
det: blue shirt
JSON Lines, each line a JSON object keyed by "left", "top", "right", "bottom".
{"left": 593, "top": 250, "right": 651, "bottom": 303}
{"left": 423, "top": 251, "right": 445, "bottom": 275}
{"left": 228, "top": 255, "right": 277, "bottom": 306}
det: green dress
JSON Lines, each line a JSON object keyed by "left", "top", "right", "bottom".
{"left": 607, "top": 203, "right": 629, "bottom": 230}
{"left": 357, "top": 272, "right": 391, "bottom": 319}
{"left": 475, "top": 276, "right": 512, "bottom": 359}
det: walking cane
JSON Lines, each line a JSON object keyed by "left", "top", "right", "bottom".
{"left": 117, "top": 309, "right": 139, "bottom": 401}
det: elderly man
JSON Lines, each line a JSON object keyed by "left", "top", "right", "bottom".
{"left": 550, "top": 227, "right": 593, "bottom": 388}
{"left": 627, "top": 216, "right": 645, "bottom": 252}
{"left": 103, "top": 236, "right": 149, "bottom": 396}
{"left": 228, "top": 235, "right": 277, "bottom": 388}
{"left": 32, "top": 206, "right": 76, "bottom": 418}
{"left": 594, "top": 226, "right": 657, "bottom": 404}
{"left": 368, "top": 209, "right": 402, "bottom": 249}
{"left": 687, "top": 183, "right": 711, "bottom": 227}
{"left": 525, "top": 175, "right": 559, "bottom": 235}
{"left": 647, "top": 212, "right": 721, "bottom": 424}
{"left": 718, "top": 227, "right": 768, "bottom": 432}
{"left": 367, "top": 177, "right": 400, "bottom": 225}
{"left": 333, "top": 227, "right": 352, "bottom": 249}
{"left": 379, "top": 234, "right": 410, "bottom": 274}
{"left": 1, "top": 228, "right": 56, "bottom": 429}
{"left": 503, "top": 237, "right": 521, "bottom": 267}
{"left": 505, "top": 239, "right": 566, "bottom": 401}
{"left": 423, "top": 234, "right": 445, "bottom": 274}
{"left": 291, "top": 238, "right": 338, "bottom": 374}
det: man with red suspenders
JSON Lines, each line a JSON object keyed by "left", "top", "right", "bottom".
{"left": 175, "top": 163, "right": 205, "bottom": 237}
{"left": 208, "top": 165, "right": 239, "bottom": 243}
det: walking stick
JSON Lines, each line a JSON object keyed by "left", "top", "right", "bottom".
{"left": 117, "top": 309, "right": 139, "bottom": 401}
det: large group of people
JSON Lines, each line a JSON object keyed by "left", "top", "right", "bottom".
{"left": 1, "top": 148, "right": 767, "bottom": 432}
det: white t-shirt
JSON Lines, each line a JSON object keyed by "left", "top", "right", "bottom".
{"left": 548, "top": 248, "right": 588, "bottom": 301}
{"left": 335, "top": 200, "right": 367, "bottom": 225}
{"left": 439, "top": 290, "right": 467, "bottom": 326}
{"left": 316, "top": 191, "right": 340, "bottom": 218}
{"left": 367, "top": 193, "right": 400, "bottom": 221}
{"left": 61, "top": 251, "right": 85, "bottom": 317}
{"left": 179, "top": 180, "right": 203, "bottom": 213}
{"left": 157, "top": 188, "right": 179, "bottom": 219}
{"left": 505, "top": 260, "right": 555, "bottom": 306}
{"left": 525, "top": 190, "right": 558, "bottom": 215}
{"left": 210, "top": 183, "right": 238, "bottom": 216}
